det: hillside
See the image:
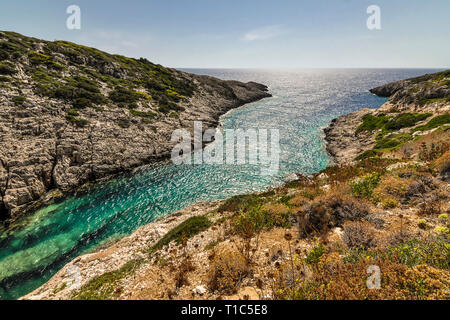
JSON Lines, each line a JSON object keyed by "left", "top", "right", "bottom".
{"left": 24, "top": 70, "right": 449, "bottom": 300}
{"left": 0, "top": 31, "right": 271, "bottom": 220}
{"left": 325, "top": 70, "right": 450, "bottom": 164}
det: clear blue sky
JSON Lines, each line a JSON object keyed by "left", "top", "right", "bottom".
{"left": 1, "top": 0, "right": 449, "bottom": 68}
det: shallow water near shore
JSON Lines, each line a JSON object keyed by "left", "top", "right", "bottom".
{"left": 0, "top": 68, "right": 440, "bottom": 299}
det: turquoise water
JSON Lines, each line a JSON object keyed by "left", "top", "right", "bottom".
{"left": 0, "top": 68, "right": 440, "bottom": 299}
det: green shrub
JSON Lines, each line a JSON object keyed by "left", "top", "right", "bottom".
{"left": 417, "top": 219, "right": 427, "bottom": 229}
{"left": 350, "top": 172, "right": 381, "bottom": 199}
{"left": 374, "top": 133, "right": 414, "bottom": 150}
{"left": 129, "top": 109, "right": 157, "bottom": 119}
{"left": 413, "top": 114, "right": 450, "bottom": 132}
{"left": 355, "top": 150, "right": 381, "bottom": 161}
{"left": 418, "top": 97, "right": 450, "bottom": 106}
{"left": 433, "top": 226, "right": 449, "bottom": 236}
{"left": 0, "top": 61, "right": 16, "bottom": 75}
{"left": 0, "top": 38, "right": 27, "bottom": 59}
{"left": 166, "top": 89, "right": 182, "bottom": 102}
{"left": 158, "top": 102, "right": 185, "bottom": 114}
{"left": 144, "top": 79, "right": 164, "bottom": 91}
{"left": 28, "top": 51, "right": 63, "bottom": 70}
{"left": 356, "top": 113, "right": 433, "bottom": 136}
{"left": 31, "top": 68, "right": 55, "bottom": 82}
{"left": 381, "top": 197, "right": 399, "bottom": 209}
{"left": 278, "top": 194, "right": 295, "bottom": 207}
{"left": 233, "top": 205, "right": 292, "bottom": 238}
{"left": 1, "top": 31, "right": 197, "bottom": 108}
{"left": 67, "top": 108, "right": 79, "bottom": 116}
{"left": 72, "top": 98, "right": 92, "bottom": 109}
{"left": 383, "top": 238, "right": 449, "bottom": 269}
{"left": 384, "top": 113, "right": 432, "bottom": 131}
{"left": 66, "top": 115, "right": 89, "bottom": 127}
{"left": 345, "top": 237, "right": 449, "bottom": 270}
{"left": 356, "top": 114, "right": 391, "bottom": 134}
{"left": 0, "top": 75, "right": 10, "bottom": 82}
{"left": 218, "top": 193, "right": 272, "bottom": 213}
{"left": 305, "top": 243, "right": 325, "bottom": 264}
{"left": 12, "top": 95, "right": 26, "bottom": 106}
{"left": 117, "top": 119, "right": 130, "bottom": 128}
{"left": 53, "top": 76, "right": 105, "bottom": 108}
{"left": 151, "top": 215, "right": 212, "bottom": 251}
{"left": 73, "top": 258, "right": 144, "bottom": 300}
{"left": 109, "top": 86, "right": 140, "bottom": 103}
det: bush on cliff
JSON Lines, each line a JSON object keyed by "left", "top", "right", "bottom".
{"left": 151, "top": 215, "right": 212, "bottom": 251}
{"left": 109, "top": 86, "right": 141, "bottom": 104}
{"left": 413, "top": 114, "right": 450, "bottom": 132}
{"left": 298, "top": 191, "right": 371, "bottom": 238}
{"left": 384, "top": 113, "right": 432, "bottom": 131}
{"left": 0, "top": 61, "right": 16, "bottom": 75}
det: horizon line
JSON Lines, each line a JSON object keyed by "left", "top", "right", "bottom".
{"left": 175, "top": 66, "right": 449, "bottom": 70}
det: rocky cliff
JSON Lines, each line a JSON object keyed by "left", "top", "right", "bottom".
{"left": 0, "top": 31, "right": 271, "bottom": 220}
{"left": 325, "top": 70, "right": 450, "bottom": 165}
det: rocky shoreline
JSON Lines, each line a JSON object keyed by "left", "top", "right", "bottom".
{"left": 0, "top": 31, "right": 271, "bottom": 221}
{"left": 22, "top": 200, "right": 225, "bottom": 300}
{"left": 323, "top": 108, "right": 375, "bottom": 165}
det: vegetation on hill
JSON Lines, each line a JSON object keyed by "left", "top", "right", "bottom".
{"left": 0, "top": 31, "right": 196, "bottom": 125}
{"left": 370, "top": 69, "right": 450, "bottom": 106}
{"left": 355, "top": 109, "right": 449, "bottom": 161}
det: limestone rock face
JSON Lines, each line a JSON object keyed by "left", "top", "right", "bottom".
{"left": 323, "top": 109, "right": 376, "bottom": 165}
{"left": 0, "top": 31, "right": 271, "bottom": 220}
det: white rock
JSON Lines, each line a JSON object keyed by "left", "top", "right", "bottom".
{"left": 332, "top": 227, "right": 344, "bottom": 236}
{"left": 193, "top": 285, "right": 207, "bottom": 296}
{"left": 317, "top": 173, "right": 329, "bottom": 180}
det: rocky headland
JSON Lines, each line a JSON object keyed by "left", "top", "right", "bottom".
{"left": 325, "top": 70, "right": 450, "bottom": 165}
{"left": 0, "top": 31, "right": 271, "bottom": 220}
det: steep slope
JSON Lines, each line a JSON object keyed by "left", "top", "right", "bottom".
{"left": 0, "top": 31, "right": 271, "bottom": 220}
{"left": 325, "top": 70, "right": 450, "bottom": 164}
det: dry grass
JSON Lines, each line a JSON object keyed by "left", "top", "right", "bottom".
{"left": 280, "top": 256, "right": 450, "bottom": 300}
{"left": 396, "top": 129, "right": 450, "bottom": 161}
{"left": 298, "top": 191, "right": 371, "bottom": 238}
{"left": 342, "top": 221, "right": 377, "bottom": 249}
{"left": 207, "top": 247, "right": 249, "bottom": 295}
{"left": 418, "top": 199, "right": 442, "bottom": 216}
{"left": 373, "top": 175, "right": 413, "bottom": 203}
{"left": 288, "top": 195, "right": 308, "bottom": 207}
{"left": 433, "top": 151, "right": 450, "bottom": 181}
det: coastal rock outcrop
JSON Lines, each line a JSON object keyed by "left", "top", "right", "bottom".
{"left": 325, "top": 70, "right": 450, "bottom": 165}
{"left": 323, "top": 109, "right": 376, "bottom": 165}
{"left": 0, "top": 31, "right": 271, "bottom": 220}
